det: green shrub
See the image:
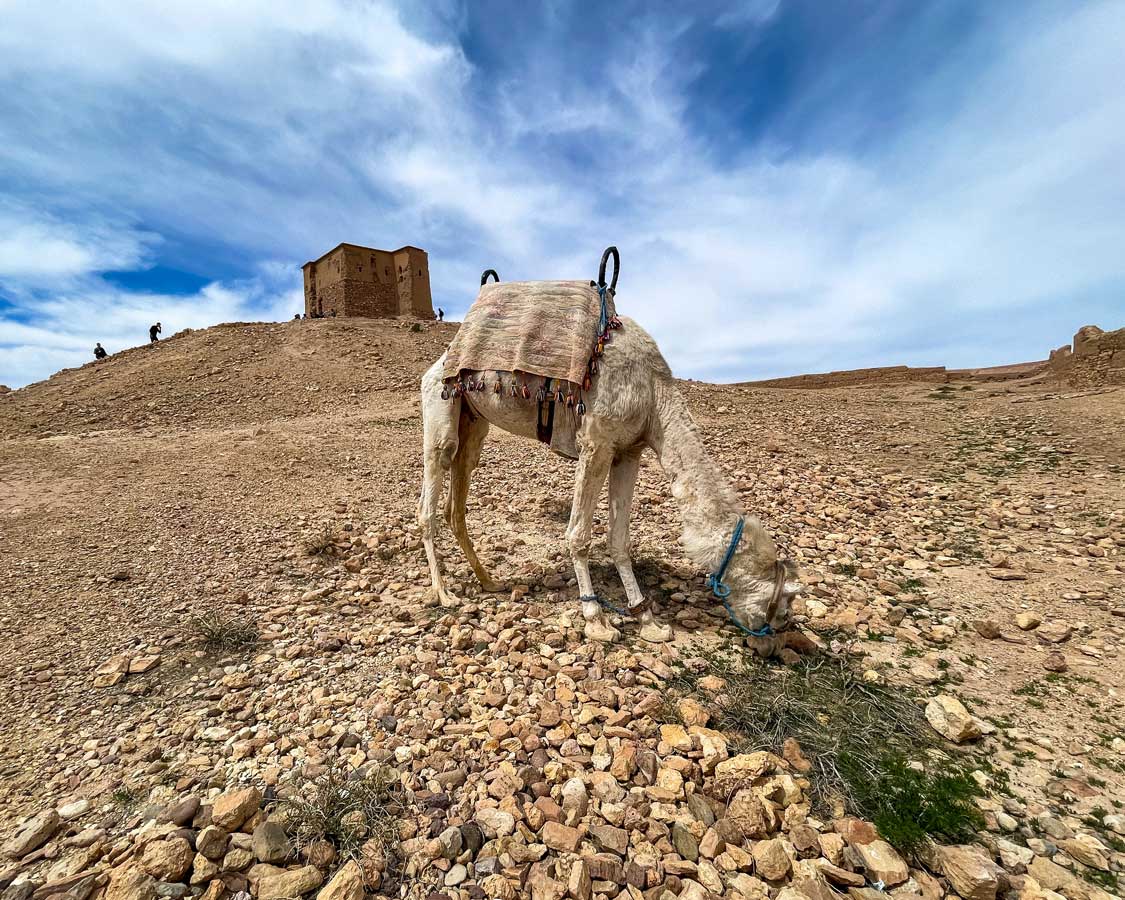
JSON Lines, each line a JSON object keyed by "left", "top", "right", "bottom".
{"left": 674, "top": 649, "right": 984, "bottom": 858}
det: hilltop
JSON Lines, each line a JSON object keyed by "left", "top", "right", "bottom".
{"left": 1, "top": 318, "right": 1122, "bottom": 900}
{"left": 0, "top": 318, "right": 458, "bottom": 435}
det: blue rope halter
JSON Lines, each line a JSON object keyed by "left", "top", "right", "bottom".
{"left": 707, "top": 517, "right": 775, "bottom": 638}
{"left": 597, "top": 283, "right": 610, "bottom": 334}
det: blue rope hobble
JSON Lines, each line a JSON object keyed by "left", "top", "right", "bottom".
{"left": 579, "top": 593, "right": 629, "bottom": 618}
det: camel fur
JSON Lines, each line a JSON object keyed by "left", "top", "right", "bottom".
{"left": 418, "top": 316, "right": 801, "bottom": 648}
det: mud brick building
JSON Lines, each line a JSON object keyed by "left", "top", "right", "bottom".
{"left": 302, "top": 243, "right": 434, "bottom": 319}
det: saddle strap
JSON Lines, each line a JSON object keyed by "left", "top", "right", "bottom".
{"left": 537, "top": 379, "right": 556, "bottom": 445}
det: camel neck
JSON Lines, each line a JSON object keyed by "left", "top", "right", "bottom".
{"left": 648, "top": 380, "right": 750, "bottom": 572}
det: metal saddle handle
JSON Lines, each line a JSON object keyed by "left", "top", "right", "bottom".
{"left": 480, "top": 269, "right": 500, "bottom": 286}
{"left": 598, "top": 246, "right": 619, "bottom": 293}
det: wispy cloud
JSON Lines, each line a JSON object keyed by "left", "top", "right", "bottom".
{"left": 1, "top": 0, "right": 1123, "bottom": 388}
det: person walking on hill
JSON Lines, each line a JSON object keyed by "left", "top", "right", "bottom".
{"left": 149, "top": 322, "right": 162, "bottom": 343}
{"left": 93, "top": 342, "right": 107, "bottom": 360}
{"left": 437, "top": 308, "right": 444, "bottom": 322}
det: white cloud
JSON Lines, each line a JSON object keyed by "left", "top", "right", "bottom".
{"left": 0, "top": 203, "right": 156, "bottom": 285}
{"left": 1, "top": 0, "right": 1123, "bottom": 389}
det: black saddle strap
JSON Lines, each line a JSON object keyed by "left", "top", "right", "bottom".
{"left": 537, "top": 379, "right": 556, "bottom": 445}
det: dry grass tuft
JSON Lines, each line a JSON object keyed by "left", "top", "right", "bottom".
{"left": 304, "top": 523, "right": 338, "bottom": 557}
{"left": 188, "top": 611, "right": 260, "bottom": 650}
{"left": 280, "top": 761, "right": 406, "bottom": 871}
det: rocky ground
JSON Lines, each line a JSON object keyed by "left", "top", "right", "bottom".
{"left": 0, "top": 318, "right": 1122, "bottom": 900}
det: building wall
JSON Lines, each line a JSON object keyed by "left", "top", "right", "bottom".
{"left": 303, "top": 247, "right": 348, "bottom": 317}
{"left": 393, "top": 247, "right": 433, "bottom": 318}
{"left": 303, "top": 244, "right": 433, "bottom": 319}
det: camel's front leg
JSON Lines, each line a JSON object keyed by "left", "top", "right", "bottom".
{"left": 609, "top": 450, "right": 672, "bottom": 643}
{"left": 566, "top": 444, "right": 616, "bottom": 642}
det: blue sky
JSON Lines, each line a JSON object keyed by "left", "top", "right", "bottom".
{"left": 2, "top": 0, "right": 1124, "bottom": 388}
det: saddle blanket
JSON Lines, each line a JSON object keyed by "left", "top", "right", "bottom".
{"left": 442, "top": 280, "right": 615, "bottom": 388}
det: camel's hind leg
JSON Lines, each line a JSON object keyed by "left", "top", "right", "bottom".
{"left": 445, "top": 409, "right": 501, "bottom": 592}
{"left": 418, "top": 360, "right": 460, "bottom": 606}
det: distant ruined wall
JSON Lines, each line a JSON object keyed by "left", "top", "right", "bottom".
{"left": 749, "top": 365, "right": 949, "bottom": 389}
{"left": 1049, "top": 325, "right": 1125, "bottom": 387}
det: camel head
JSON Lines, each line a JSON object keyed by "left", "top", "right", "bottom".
{"left": 720, "top": 554, "right": 802, "bottom": 657}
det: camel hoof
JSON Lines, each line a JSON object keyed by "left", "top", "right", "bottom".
{"left": 639, "top": 621, "right": 674, "bottom": 643}
{"left": 584, "top": 619, "right": 621, "bottom": 643}
{"left": 429, "top": 587, "right": 461, "bottom": 608}
{"left": 479, "top": 579, "right": 505, "bottom": 594}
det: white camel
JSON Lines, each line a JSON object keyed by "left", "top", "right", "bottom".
{"left": 417, "top": 290, "right": 800, "bottom": 650}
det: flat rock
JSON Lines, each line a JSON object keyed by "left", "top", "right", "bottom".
{"left": 104, "top": 865, "right": 156, "bottom": 900}
{"left": 196, "top": 826, "right": 228, "bottom": 860}
{"left": 752, "top": 838, "right": 792, "bottom": 881}
{"left": 4, "top": 810, "right": 60, "bottom": 860}
{"left": 251, "top": 822, "right": 291, "bottom": 864}
{"left": 316, "top": 861, "right": 363, "bottom": 900}
{"left": 476, "top": 807, "right": 515, "bottom": 838}
{"left": 540, "top": 822, "right": 580, "bottom": 853}
{"left": 714, "top": 751, "right": 780, "bottom": 792}
{"left": 140, "top": 839, "right": 193, "bottom": 882}
{"left": 1036, "top": 622, "right": 1072, "bottom": 643}
{"left": 257, "top": 865, "right": 324, "bottom": 900}
{"left": 156, "top": 798, "right": 200, "bottom": 827}
{"left": 925, "top": 694, "right": 982, "bottom": 743}
{"left": 987, "top": 569, "right": 1027, "bottom": 581}
{"left": 940, "top": 845, "right": 1005, "bottom": 900}
{"left": 210, "top": 787, "right": 262, "bottom": 831}
{"left": 726, "top": 790, "right": 771, "bottom": 839}
{"left": 853, "top": 840, "right": 908, "bottom": 887}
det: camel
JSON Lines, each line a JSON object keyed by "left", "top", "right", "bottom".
{"left": 417, "top": 265, "right": 801, "bottom": 651}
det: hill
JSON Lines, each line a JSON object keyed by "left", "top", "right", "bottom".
{"left": 0, "top": 318, "right": 458, "bottom": 435}
{"left": 1, "top": 319, "right": 1123, "bottom": 900}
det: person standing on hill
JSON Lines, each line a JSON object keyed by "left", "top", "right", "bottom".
{"left": 437, "top": 308, "right": 444, "bottom": 321}
{"left": 93, "top": 342, "right": 107, "bottom": 360}
{"left": 149, "top": 322, "right": 161, "bottom": 343}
